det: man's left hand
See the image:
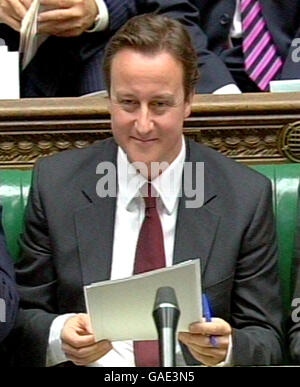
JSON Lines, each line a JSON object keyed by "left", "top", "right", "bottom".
{"left": 178, "top": 318, "right": 232, "bottom": 366}
{"left": 37, "top": 0, "right": 98, "bottom": 37}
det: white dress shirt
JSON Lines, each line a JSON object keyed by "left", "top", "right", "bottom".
{"left": 231, "top": 0, "right": 242, "bottom": 38}
{"left": 86, "top": 0, "right": 109, "bottom": 32}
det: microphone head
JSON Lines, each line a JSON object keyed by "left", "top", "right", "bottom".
{"left": 153, "top": 286, "right": 179, "bottom": 311}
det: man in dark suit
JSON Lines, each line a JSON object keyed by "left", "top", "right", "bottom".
{"left": 14, "top": 14, "right": 284, "bottom": 367}
{"left": 192, "top": 0, "right": 300, "bottom": 93}
{"left": 0, "top": 205, "right": 19, "bottom": 344}
{"left": 0, "top": 0, "right": 206, "bottom": 97}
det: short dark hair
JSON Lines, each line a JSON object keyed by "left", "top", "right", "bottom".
{"left": 103, "top": 13, "right": 199, "bottom": 100}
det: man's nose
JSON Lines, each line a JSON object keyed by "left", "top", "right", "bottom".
{"left": 135, "top": 105, "right": 153, "bottom": 135}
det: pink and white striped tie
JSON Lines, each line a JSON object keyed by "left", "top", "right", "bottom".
{"left": 241, "top": 0, "right": 283, "bottom": 91}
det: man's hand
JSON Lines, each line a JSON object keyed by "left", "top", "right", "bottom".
{"left": 178, "top": 318, "right": 232, "bottom": 367}
{"left": 37, "top": 0, "right": 98, "bottom": 37}
{"left": 0, "top": 0, "right": 32, "bottom": 31}
{"left": 61, "top": 313, "right": 113, "bottom": 366}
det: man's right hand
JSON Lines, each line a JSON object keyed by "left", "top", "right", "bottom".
{"left": 61, "top": 313, "right": 113, "bottom": 366}
{"left": 0, "top": 0, "right": 32, "bottom": 31}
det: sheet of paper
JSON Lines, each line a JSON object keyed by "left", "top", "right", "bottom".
{"left": 270, "top": 79, "right": 300, "bottom": 93}
{"left": 19, "top": 0, "right": 49, "bottom": 69}
{"left": 84, "top": 260, "right": 202, "bottom": 341}
{"left": 0, "top": 46, "right": 19, "bottom": 99}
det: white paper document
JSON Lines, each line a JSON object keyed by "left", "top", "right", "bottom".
{"left": 84, "top": 260, "right": 202, "bottom": 341}
{"left": 0, "top": 45, "right": 19, "bottom": 99}
{"left": 270, "top": 79, "right": 300, "bottom": 93}
{"left": 19, "top": 0, "right": 48, "bottom": 70}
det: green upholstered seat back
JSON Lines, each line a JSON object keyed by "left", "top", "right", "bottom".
{"left": 0, "top": 165, "right": 299, "bottom": 314}
{"left": 0, "top": 170, "right": 32, "bottom": 262}
{"left": 252, "top": 164, "right": 300, "bottom": 315}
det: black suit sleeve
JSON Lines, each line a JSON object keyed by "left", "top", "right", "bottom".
{"left": 13, "top": 162, "right": 58, "bottom": 367}
{"left": 231, "top": 180, "right": 284, "bottom": 365}
{"left": 0, "top": 206, "right": 19, "bottom": 343}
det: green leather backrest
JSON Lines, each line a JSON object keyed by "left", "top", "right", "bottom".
{"left": 252, "top": 164, "right": 300, "bottom": 315}
{"left": 0, "top": 170, "right": 32, "bottom": 262}
{"left": 0, "top": 165, "right": 299, "bottom": 314}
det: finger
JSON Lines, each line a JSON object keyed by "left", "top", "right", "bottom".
{"left": 19, "top": 0, "right": 32, "bottom": 10}
{"left": 189, "top": 319, "right": 232, "bottom": 336}
{"left": 63, "top": 334, "right": 96, "bottom": 349}
{"left": 40, "top": 0, "right": 76, "bottom": 8}
{"left": 38, "top": 20, "right": 83, "bottom": 36}
{"left": 0, "top": 14, "right": 21, "bottom": 31}
{"left": 179, "top": 331, "right": 230, "bottom": 350}
{"left": 189, "top": 348, "right": 221, "bottom": 367}
{"left": 38, "top": 8, "right": 76, "bottom": 22}
{"left": 62, "top": 339, "right": 111, "bottom": 358}
{"left": 178, "top": 332, "right": 212, "bottom": 348}
{"left": 186, "top": 342, "right": 227, "bottom": 359}
{"left": 7, "top": 0, "right": 28, "bottom": 19}
{"left": 63, "top": 340, "right": 112, "bottom": 366}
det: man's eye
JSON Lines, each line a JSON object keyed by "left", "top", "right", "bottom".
{"left": 151, "top": 101, "right": 170, "bottom": 110}
{"left": 152, "top": 101, "right": 167, "bottom": 107}
{"left": 121, "top": 100, "right": 137, "bottom": 106}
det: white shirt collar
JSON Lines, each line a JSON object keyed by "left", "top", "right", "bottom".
{"left": 117, "top": 136, "right": 186, "bottom": 215}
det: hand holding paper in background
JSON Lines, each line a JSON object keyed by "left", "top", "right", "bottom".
{"left": 19, "top": 0, "right": 48, "bottom": 70}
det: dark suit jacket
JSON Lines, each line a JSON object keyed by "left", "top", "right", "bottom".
{"left": 13, "top": 137, "right": 284, "bottom": 366}
{"left": 0, "top": 0, "right": 205, "bottom": 97}
{"left": 0, "top": 206, "right": 19, "bottom": 343}
{"left": 192, "top": 0, "right": 300, "bottom": 92}
{"left": 287, "top": 187, "right": 300, "bottom": 363}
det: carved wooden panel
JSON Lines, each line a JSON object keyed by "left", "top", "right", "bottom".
{"left": 1, "top": 92, "right": 300, "bottom": 168}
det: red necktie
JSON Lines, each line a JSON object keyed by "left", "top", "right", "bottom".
{"left": 241, "top": 0, "right": 283, "bottom": 91}
{"left": 133, "top": 183, "right": 166, "bottom": 367}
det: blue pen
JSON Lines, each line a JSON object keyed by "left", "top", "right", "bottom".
{"left": 202, "top": 294, "right": 218, "bottom": 348}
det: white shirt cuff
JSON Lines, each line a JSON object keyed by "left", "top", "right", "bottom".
{"left": 46, "top": 313, "right": 76, "bottom": 367}
{"left": 213, "top": 84, "right": 242, "bottom": 94}
{"left": 86, "top": 0, "right": 109, "bottom": 33}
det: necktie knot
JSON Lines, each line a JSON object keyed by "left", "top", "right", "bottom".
{"left": 144, "top": 183, "right": 157, "bottom": 210}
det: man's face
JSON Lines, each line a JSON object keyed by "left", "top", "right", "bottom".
{"left": 109, "top": 49, "right": 193, "bottom": 177}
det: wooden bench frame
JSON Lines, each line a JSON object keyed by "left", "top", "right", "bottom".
{"left": 1, "top": 92, "right": 300, "bottom": 168}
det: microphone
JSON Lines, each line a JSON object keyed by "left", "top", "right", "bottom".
{"left": 152, "top": 286, "right": 180, "bottom": 367}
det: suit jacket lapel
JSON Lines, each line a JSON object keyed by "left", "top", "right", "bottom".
{"left": 75, "top": 139, "right": 118, "bottom": 286}
{"left": 173, "top": 139, "right": 221, "bottom": 278}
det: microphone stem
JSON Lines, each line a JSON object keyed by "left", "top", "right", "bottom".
{"left": 160, "top": 327, "right": 176, "bottom": 367}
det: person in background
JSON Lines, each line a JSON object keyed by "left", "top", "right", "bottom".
{"left": 13, "top": 14, "right": 284, "bottom": 367}
{"left": 192, "top": 0, "right": 300, "bottom": 93}
{"left": 0, "top": 0, "right": 207, "bottom": 97}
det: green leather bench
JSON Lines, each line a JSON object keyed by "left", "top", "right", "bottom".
{"left": 0, "top": 164, "right": 300, "bottom": 317}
